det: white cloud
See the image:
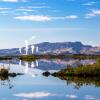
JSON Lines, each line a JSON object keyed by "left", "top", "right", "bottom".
{"left": 14, "top": 15, "right": 51, "bottom": 22}
{"left": 52, "top": 15, "right": 78, "bottom": 20}
{"left": 66, "top": 15, "right": 78, "bottom": 19}
{"left": 0, "top": 0, "right": 18, "bottom": 2}
{"left": 0, "top": 11, "right": 9, "bottom": 15}
{"left": 13, "top": 6, "right": 49, "bottom": 14}
{"left": 0, "top": 7, "right": 13, "bottom": 16}
{"left": 84, "top": 95, "right": 96, "bottom": 100}
{"left": 83, "top": 2, "right": 96, "bottom": 6}
{"left": 27, "top": 6, "right": 50, "bottom": 9}
{"left": 92, "top": 9, "right": 100, "bottom": 15}
{"left": 66, "top": 94, "right": 78, "bottom": 99}
{"left": 15, "top": 8, "right": 34, "bottom": 12}
{"left": 85, "top": 13, "right": 96, "bottom": 18}
{"left": 14, "top": 92, "right": 56, "bottom": 98}
{"left": 14, "top": 14, "right": 78, "bottom": 22}
{"left": 0, "top": 7, "right": 12, "bottom": 10}
{"left": 0, "top": 0, "right": 27, "bottom": 2}
{"left": 85, "top": 9, "right": 100, "bottom": 18}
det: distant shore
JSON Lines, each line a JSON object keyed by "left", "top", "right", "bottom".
{"left": 0, "top": 54, "right": 100, "bottom": 61}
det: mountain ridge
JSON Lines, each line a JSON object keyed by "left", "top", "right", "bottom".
{"left": 0, "top": 41, "right": 100, "bottom": 56}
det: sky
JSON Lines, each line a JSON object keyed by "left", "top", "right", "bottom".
{"left": 0, "top": 0, "right": 100, "bottom": 49}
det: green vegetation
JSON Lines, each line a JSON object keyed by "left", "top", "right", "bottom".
{"left": 52, "top": 60, "right": 100, "bottom": 77}
{"left": 0, "top": 54, "right": 100, "bottom": 61}
{"left": 27, "top": 54, "right": 100, "bottom": 60}
{"left": 0, "top": 68, "right": 9, "bottom": 76}
{"left": 0, "top": 54, "right": 69, "bottom": 61}
{"left": 19, "top": 55, "right": 36, "bottom": 62}
{"left": 0, "top": 56, "right": 12, "bottom": 60}
{"left": 0, "top": 67, "right": 23, "bottom": 80}
{"left": 67, "top": 54, "right": 100, "bottom": 60}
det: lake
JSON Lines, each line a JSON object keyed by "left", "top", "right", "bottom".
{"left": 0, "top": 59, "right": 100, "bottom": 100}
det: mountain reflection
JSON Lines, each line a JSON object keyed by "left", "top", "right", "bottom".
{"left": 53, "top": 76, "right": 100, "bottom": 89}
{"left": 19, "top": 59, "right": 95, "bottom": 70}
{"left": 0, "top": 59, "right": 96, "bottom": 71}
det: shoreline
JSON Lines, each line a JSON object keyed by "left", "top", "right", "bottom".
{"left": 0, "top": 54, "right": 100, "bottom": 60}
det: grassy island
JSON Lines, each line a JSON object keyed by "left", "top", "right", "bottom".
{"left": 52, "top": 61, "right": 100, "bottom": 77}
{"left": 19, "top": 55, "right": 36, "bottom": 62}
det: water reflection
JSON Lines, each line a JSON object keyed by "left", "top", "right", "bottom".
{"left": 14, "top": 91, "right": 57, "bottom": 99}
{"left": 63, "top": 76, "right": 100, "bottom": 89}
{"left": 0, "top": 59, "right": 99, "bottom": 100}
{"left": 22, "top": 59, "right": 95, "bottom": 71}
{"left": 0, "top": 72, "right": 22, "bottom": 89}
{"left": 0, "top": 59, "right": 96, "bottom": 72}
{"left": 24, "top": 62, "right": 37, "bottom": 77}
{"left": 42, "top": 72, "right": 100, "bottom": 89}
{"left": 19, "top": 60, "right": 38, "bottom": 77}
{"left": 0, "top": 63, "right": 23, "bottom": 89}
{"left": 0, "top": 77, "right": 13, "bottom": 89}
{"left": 19, "top": 59, "right": 100, "bottom": 89}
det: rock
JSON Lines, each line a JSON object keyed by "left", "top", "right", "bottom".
{"left": 42, "top": 71, "right": 50, "bottom": 77}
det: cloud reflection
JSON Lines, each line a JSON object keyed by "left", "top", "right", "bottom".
{"left": 14, "top": 92, "right": 56, "bottom": 98}
{"left": 66, "top": 94, "right": 78, "bottom": 99}
{"left": 14, "top": 92, "right": 79, "bottom": 99}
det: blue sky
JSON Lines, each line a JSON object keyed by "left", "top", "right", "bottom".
{"left": 0, "top": 0, "right": 100, "bottom": 49}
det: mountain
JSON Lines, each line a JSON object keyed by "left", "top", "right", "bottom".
{"left": 0, "top": 42, "right": 100, "bottom": 56}
{"left": 35, "top": 42, "right": 91, "bottom": 54}
{"left": 0, "top": 48, "right": 19, "bottom": 56}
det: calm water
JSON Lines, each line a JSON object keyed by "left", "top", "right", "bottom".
{"left": 0, "top": 59, "right": 100, "bottom": 100}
